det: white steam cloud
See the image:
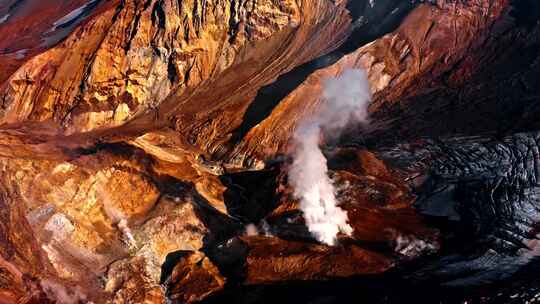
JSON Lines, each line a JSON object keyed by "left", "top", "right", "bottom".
{"left": 244, "top": 223, "right": 259, "bottom": 236}
{"left": 289, "top": 68, "right": 371, "bottom": 246}
{"left": 243, "top": 220, "right": 274, "bottom": 237}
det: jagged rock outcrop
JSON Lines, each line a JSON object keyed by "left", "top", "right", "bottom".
{"left": 0, "top": 0, "right": 350, "bottom": 135}
{"left": 224, "top": 236, "right": 393, "bottom": 284}
{"left": 376, "top": 131, "right": 540, "bottom": 286}
{"left": 0, "top": 145, "right": 238, "bottom": 302}
{"left": 0, "top": 182, "right": 55, "bottom": 303}
{"left": 225, "top": 0, "right": 511, "bottom": 164}
{"left": 164, "top": 251, "right": 226, "bottom": 303}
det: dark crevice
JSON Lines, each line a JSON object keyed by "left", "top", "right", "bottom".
{"left": 192, "top": 0, "right": 200, "bottom": 37}
{"left": 160, "top": 250, "right": 191, "bottom": 284}
{"left": 510, "top": 0, "right": 540, "bottom": 28}
{"left": 219, "top": 168, "right": 281, "bottom": 223}
{"left": 124, "top": 0, "right": 153, "bottom": 53}
{"left": 167, "top": 56, "right": 178, "bottom": 83}
{"left": 151, "top": 0, "right": 166, "bottom": 30}
{"left": 125, "top": 9, "right": 143, "bottom": 53}
{"left": 227, "top": 1, "right": 240, "bottom": 43}
{"left": 7, "top": 0, "right": 24, "bottom": 13}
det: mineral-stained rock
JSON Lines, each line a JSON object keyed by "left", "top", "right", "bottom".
{"left": 105, "top": 256, "right": 167, "bottom": 304}
{"left": 130, "top": 130, "right": 230, "bottom": 214}
{"left": 3, "top": 1, "right": 510, "bottom": 168}
{"left": 0, "top": 144, "right": 238, "bottom": 302}
{"left": 164, "top": 251, "right": 226, "bottom": 304}
{"left": 0, "top": 0, "right": 350, "bottom": 136}
{"left": 0, "top": 183, "right": 56, "bottom": 303}
{"left": 238, "top": 236, "right": 392, "bottom": 284}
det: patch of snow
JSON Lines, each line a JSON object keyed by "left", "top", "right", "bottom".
{"left": 50, "top": 0, "right": 98, "bottom": 31}
{"left": 0, "top": 13, "right": 10, "bottom": 25}
{"left": 13, "top": 49, "right": 28, "bottom": 59}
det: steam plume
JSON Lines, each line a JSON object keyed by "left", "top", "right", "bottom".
{"left": 289, "top": 68, "right": 371, "bottom": 245}
{"left": 102, "top": 204, "right": 137, "bottom": 249}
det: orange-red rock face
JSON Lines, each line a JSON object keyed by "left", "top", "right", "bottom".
{"left": 239, "top": 236, "right": 393, "bottom": 284}
{"left": 165, "top": 251, "right": 226, "bottom": 303}
{"left": 0, "top": 182, "right": 55, "bottom": 303}
{"left": 0, "top": 0, "right": 350, "bottom": 136}
{"left": 1, "top": 0, "right": 538, "bottom": 302}
{"left": 0, "top": 145, "right": 239, "bottom": 302}
{"left": 0, "top": 0, "right": 119, "bottom": 84}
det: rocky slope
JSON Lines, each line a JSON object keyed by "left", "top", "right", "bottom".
{"left": 0, "top": 0, "right": 540, "bottom": 303}
{"left": 0, "top": 0, "right": 350, "bottom": 132}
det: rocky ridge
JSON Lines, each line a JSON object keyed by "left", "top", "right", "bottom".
{"left": 0, "top": 0, "right": 539, "bottom": 303}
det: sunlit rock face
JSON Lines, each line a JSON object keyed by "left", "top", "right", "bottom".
{"left": 0, "top": 0, "right": 350, "bottom": 134}
{"left": 0, "top": 146, "right": 238, "bottom": 302}
{"left": 0, "top": 0, "right": 540, "bottom": 303}
{"left": 163, "top": 251, "right": 226, "bottom": 303}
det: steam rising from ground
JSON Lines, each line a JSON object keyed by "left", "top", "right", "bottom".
{"left": 244, "top": 220, "right": 273, "bottom": 237}
{"left": 102, "top": 204, "right": 137, "bottom": 249}
{"left": 289, "top": 68, "right": 371, "bottom": 245}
